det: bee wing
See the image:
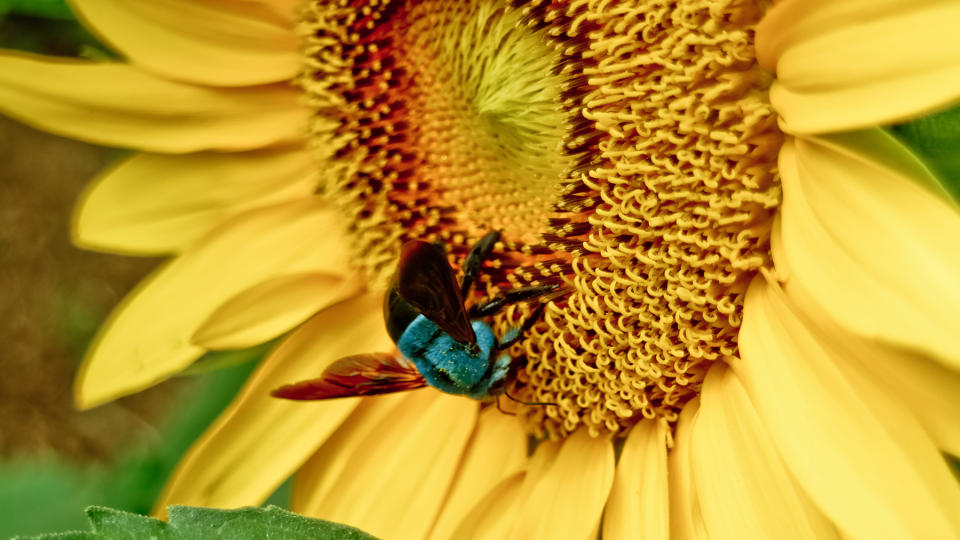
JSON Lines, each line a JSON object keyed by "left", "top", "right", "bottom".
{"left": 271, "top": 352, "right": 426, "bottom": 400}
{"left": 398, "top": 240, "right": 476, "bottom": 345}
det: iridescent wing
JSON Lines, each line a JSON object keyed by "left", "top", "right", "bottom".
{"left": 397, "top": 240, "right": 476, "bottom": 345}
{"left": 271, "top": 353, "right": 427, "bottom": 400}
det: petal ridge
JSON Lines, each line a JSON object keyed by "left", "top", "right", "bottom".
{"left": 73, "top": 148, "right": 317, "bottom": 255}
{"left": 75, "top": 198, "right": 351, "bottom": 408}
{"left": 735, "top": 277, "right": 960, "bottom": 539}
{"left": 0, "top": 52, "right": 308, "bottom": 153}
{"left": 70, "top": 0, "right": 300, "bottom": 86}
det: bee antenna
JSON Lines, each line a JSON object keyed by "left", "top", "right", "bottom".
{"left": 504, "top": 389, "right": 557, "bottom": 408}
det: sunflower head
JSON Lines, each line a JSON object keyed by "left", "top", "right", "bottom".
{"left": 298, "top": 0, "right": 784, "bottom": 440}
{"left": 5, "top": 0, "right": 960, "bottom": 537}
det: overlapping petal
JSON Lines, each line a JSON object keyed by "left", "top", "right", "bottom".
{"left": 154, "top": 293, "right": 387, "bottom": 515}
{"left": 290, "top": 391, "right": 477, "bottom": 540}
{"left": 0, "top": 53, "right": 308, "bottom": 152}
{"left": 428, "top": 408, "right": 527, "bottom": 540}
{"left": 774, "top": 133, "right": 960, "bottom": 371}
{"left": 73, "top": 148, "right": 317, "bottom": 255}
{"left": 844, "top": 343, "right": 960, "bottom": 458}
{"left": 508, "top": 429, "right": 614, "bottom": 540}
{"left": 449, "top": 473, "right": 526, "bottom": 540}
{"left": 192, "top": 272, "right": 363, "bottom": 350}
{"left": 735, "top": 277, "right": 960, "bottom": 539}
{"left": 290, "top": 393, "right": 410, "bottom": 514}
{"left": 757, "top": 0, "right": 941, "bottom": 69}
{"left": 512, "top": 440, "right": 560, "bottom": 502}
{"left": 691, "top": 363, "right": 837, "bottom": 540}
{"left": 826, "top": 338, "right": 960, "bottom": 532}
{"left": 602, "top": 419, "right": 669, "bottom": 540}
{"left": 440, "top": 438, "right": 562, "bottom": 539}
{"left": 75, "top": 198, "right": 351, "bottom": 408}
{"left": 668, "top": 399, "right": 709, "bottom": 540}
{"left": 758, "top": 0, "right": 960, "bottom": 133}
{"left": 70, "top": 0, "right": 300, "bottom": 86}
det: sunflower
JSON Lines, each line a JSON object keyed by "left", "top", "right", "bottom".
{"left": 3, "top": 0, "right": 960, "bottom": 538}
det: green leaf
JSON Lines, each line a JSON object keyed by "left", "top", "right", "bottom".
{"left": 891, "top": 105, "right": 960, "bottom": 202}
{"left": 0, "top": 11, "right": 110, "bottom": 57}
{"left": 85, "top": 507, "right": 169, "bottom": 540}
{"left": 178, "top": 339, "right": 279, "bottom": 377}
{"left": 15, "top": 506, "right": 379, "bottom": 540}
{"left": 168, "top": 506, "right": 378, "bottom": 539}
{"left": 0, "top": 0, "right": 75, "bottom": 19}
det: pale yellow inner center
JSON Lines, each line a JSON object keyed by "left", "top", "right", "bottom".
{"left": 401, "top": 1, "right": 572, "bottom": 244}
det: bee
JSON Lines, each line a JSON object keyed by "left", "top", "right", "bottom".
{"left": 271, "top": 231, "right": 558, "bottom": 405}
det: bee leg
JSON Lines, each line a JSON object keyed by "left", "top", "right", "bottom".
{"left": 469, "top": 284, "right": 558, "bottom": 319}
{"left": 495, "top": 394, "right": 517, "bottom": 416}
{"left": 504, "top": 388, "right": 557, "bottom": 408}
{"left": 461, "top": 230, "right": 501, "bottom": 297}
{"left": 495, "top": 301, "right": 548, "bottom": 350}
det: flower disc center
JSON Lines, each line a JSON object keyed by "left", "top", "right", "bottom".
{"left": 299, "top": 0, "right": 571, "bottom": 266}
{"left": 299, "top": 0, "right": 783, "bottom": 440}
{"left": 400, "top": 1, "right": 572, "bottom": 243}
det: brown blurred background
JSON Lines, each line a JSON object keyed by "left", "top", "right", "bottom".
{"left": 0, "top": 113, "right": 181, "bottom": 460}
{"left": 0, "top": 8, "right": 189, "bottom": 464}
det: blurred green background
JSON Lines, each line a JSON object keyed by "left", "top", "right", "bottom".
{"left": 0, "top": 1, "right": 958, "bottom": 538}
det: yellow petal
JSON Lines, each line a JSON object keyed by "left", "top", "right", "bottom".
{"left": 292, "top": 391, "right": 477, "bottom": 540}
{"left": 154, "top": 292, "right": 386, "bottom": 515}
{"left": 428, "top": 408, "right": 527, "bottom": 540}
{"left": 515, "top": 439, "right": 561, "bottom": 501}
{"left": 450, "top": 473, "right": 526, "bottom": 540}
{"left": 73, "top": 148, "right": 317, "bottom": 255}
{"left": 508, "top": 429, "right": 614, "bottom": 540}
{"left": 70, "top": 0, "right": 299, "bottom": 86}
{"left": 757, "top": 0, "right": 933, "bottom": 70}
{"left": 291, "top": 392, "right": 410, "bottom": 514}
{"left": 192, "top": 273, "right": 363, "bottom": 350}
{"left": 846, "top": 344, "right": 960, "bottom": 458}
{"left": 455, "top": 440, "right": 559, "bottom": 540}
{"left": 75, "top": 199, "right": 351, "bottom": 408}
{"left": 691, "top": 363, "right": 838, "bottom": 540}
{"left": 758, "top": 1, "right": 960, "bottom": 133}
{"left": 814, "top": 128, "right": 955, "bottom": 204}
{"left": 774, "top": 133, "right": 960, "bottom": 371}
{"left": 265, "top": 0, "right": 301, "bottom": 25}
{"left": 668, "top": 399, "right": 710, "bottom": 540}
{"left": 602, "top": 419, "right": 669, "bottom": 540}
{"left": 778, "top": 223, "right": 960, "bottom": 460}
{"left": 0, "top": 52, "right": 307, "bottom": 153}
{"left": 734, "top": 277, "right": 960, "bottom": 539}
{"left": 825, "top": 337, "right": 960, "bottom": 534}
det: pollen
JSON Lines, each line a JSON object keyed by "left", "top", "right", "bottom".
{"left": 298, "top": 0, "right": 782, "bottom": 439}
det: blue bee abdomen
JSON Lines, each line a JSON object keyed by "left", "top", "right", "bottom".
{"left": 397, "top": 316, "right": 497, "bottom": 397}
